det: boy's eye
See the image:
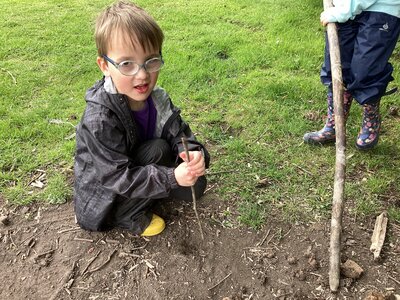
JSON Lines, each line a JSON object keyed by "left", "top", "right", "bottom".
{"left": 119, "top": 61, "right": 134, "bottom": 67}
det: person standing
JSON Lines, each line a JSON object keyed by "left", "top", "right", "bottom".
{"left": 304, "top": 0, "right": 400, "bottom": 149}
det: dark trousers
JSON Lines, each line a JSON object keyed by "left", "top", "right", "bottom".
{"left": 111, "top": 138, "right": 207, "bottom": 234}
{"left": 320, "top": 11, "right": 400, "bottom": 105}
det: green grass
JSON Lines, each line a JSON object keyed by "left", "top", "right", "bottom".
{"left": 1, "top": 0, "right": 399, "bottom": 226}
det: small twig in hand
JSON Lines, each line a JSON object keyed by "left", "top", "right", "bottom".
{"left": 208, "top": 272, "right": 232, "bottom": 290}
{"left": 181, "top": 137, "right": 204, "bottom": 240}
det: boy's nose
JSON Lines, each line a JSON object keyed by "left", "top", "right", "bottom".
{"left": 135, "top": 66, "right": 148, "bottom": 78}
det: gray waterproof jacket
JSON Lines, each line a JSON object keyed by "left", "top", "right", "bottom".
{"left": 74, "top": 78, "right": 209, "bottom": 231}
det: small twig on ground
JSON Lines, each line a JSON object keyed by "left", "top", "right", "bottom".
{"left": 257, "top": 228, "right": 271, "bottom": 247}
{"left": 254, "top": 128, "right": 269, "bottom": 143}
{"left": 181, "top": 137, "right": 204, "bottom": 240}
{"left": 206, "top": 169, "right": 238, "bottom": 176}
{"left": 119, "top": 252, "right": 142, "bottom": 259}
{"left": 131, "top": 242, "right": 149, "bottom": 251}
{"left": 34, "top": 248, "right": 55, "bottom": 259}
{"left": 19, "top": 233, "right": 38, "bottom": 247}
{"left": 388, "top": 275, "right": 400, "bottom": 285}
{"left": 208, "top": 272, "right": 232, "bottom": 291}
{"left": 73, "top": 237, "right": 94, "bottom": 243}
{"left": 266, "top": 231, "right": 278, "bottom": 246}
{"left": 204, "top": 183, "right": 216, "bottom": 194}
{"left": 391, "top": 223, "right": 400, "bottom": 232}
{"left": 57, "top": 227, "right": 81, "bottom": 234}
{"left": 49, "top": 260, "right": 78, "bottom": 300}
{"left": 105, "top": 238, "right": 120, "bottom": 244}
{"left": 81, "top": 250, "right": 101, "bottom": 276}
{"left": 84, "top": 248, "right": 117, "bottom": 276}
{"left": 292, "top": 163, "right": 313, "bottom": 176}
{"left": 281, "top": 228, "right": 292, "bottom": 240}
{"left": 8, "top": 232, "right": 17, "bottom": 249}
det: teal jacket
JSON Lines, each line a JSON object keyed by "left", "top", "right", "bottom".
{"left": 322, "top": 0, "right": 400, "bottom": 23}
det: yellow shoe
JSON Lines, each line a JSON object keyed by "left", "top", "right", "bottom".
{"left": 141, "top": 214, "right": 165, "bottom": 237}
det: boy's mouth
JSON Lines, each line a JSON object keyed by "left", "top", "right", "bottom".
{"left": 135, "top": 84, "right": 149, "bottom": 94}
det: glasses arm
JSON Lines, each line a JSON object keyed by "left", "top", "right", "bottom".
{"left": 102, "top": 55, "right": 118, "bottom": 68}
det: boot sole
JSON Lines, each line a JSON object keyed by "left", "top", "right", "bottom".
{"left": 355, "top": 138, "right": 379, "bottom": 150}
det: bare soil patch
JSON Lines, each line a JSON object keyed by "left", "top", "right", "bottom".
{"left": 0, "top": 193, "right": 399, "bottom": 300}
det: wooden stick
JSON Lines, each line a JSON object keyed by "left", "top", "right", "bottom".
{"left": 370, "top": 211, "right": 388, "bottom": 260}
{"left": 181, "top": 137, "right": 204, "bottom": 240}
{"left": 49, "top": 261, "right": 78, "bottom": 300}
{"left": 84, "top": 248, "right": 117, "bottom": 276}
{"left": 207, "top": 272, "right": 232, "bottom": 291}
{"left": 323, "top": 0, "right": 346, "bottom": 293}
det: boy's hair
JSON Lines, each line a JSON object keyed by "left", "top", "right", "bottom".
{"left": 95, "top": 1, "right": 164, "bottom": 56}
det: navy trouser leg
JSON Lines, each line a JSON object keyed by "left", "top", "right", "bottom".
{"left": 111, "top": 138, "right": 207, "bottom": 233}
{"left": 109, "top": 139, "right": 172, "bottom": 234}
{"left": 349, "top": 12, "right": 400, "bottom": 104}
{"left": 321, "top": 12, "right": 400, "bottom": 105}
{"left": 321, "top": 19, "right": 358, "bottom": 93}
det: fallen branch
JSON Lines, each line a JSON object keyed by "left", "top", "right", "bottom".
{"left": 181, "top": 137, "right": 204, "bottom": 240}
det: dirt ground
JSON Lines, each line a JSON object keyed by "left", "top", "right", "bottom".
{"left": 0, "top": 191, "right": 399, "bottom": 300}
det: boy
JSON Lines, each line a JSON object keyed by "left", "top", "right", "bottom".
{"left": 74, "top": 1, "right": 210, "bottom": 236}
{"left": 303, "top": 0, "right": 400, "bottom": 149}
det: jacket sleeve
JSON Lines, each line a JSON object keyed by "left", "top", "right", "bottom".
{"left": 323, "top": 0, "right": 378, "bottom": 23}
{"left": 77, "top": 108, "right": 179, "bottom": 200}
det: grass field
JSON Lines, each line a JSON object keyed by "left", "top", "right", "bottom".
{"left": 1, "top": 0, "right": 399, "bottom": 226}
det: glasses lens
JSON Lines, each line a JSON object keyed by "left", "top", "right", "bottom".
{"left": 119, "top": 61, "right": 139, "bottom": 76}
{"left": 145, "top": 58, "right": 163, "bottom": 73}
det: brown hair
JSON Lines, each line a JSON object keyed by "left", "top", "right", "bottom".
{"left": 95, "top": 1, "right": 164, "bottom": 56}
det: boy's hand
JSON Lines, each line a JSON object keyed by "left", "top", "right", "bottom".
{"left": 174, "top": 151, "right": 205, "bottom": 187}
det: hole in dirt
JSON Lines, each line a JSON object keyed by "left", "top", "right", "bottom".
{"left": 178, "top": 240, "right": 198, "bottom": 256}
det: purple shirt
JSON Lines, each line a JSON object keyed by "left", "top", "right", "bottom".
{"left": 131, "top": 96, "right": 157, "bottom": 141}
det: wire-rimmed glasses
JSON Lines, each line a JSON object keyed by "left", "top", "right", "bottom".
{"left": 103, "top": 55, "right": 164, "bottom": 76}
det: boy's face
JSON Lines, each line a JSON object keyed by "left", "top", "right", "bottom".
{"left": 97, "top": 32, "right": 160, "bottom": 109}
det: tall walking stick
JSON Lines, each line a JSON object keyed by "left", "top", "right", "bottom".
{"left": 323, "top": 0, "right": 346, "bottom": 292}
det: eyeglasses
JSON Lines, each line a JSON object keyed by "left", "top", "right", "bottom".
{"left": 103, "top": 55, "right": 164, "bottom": 76}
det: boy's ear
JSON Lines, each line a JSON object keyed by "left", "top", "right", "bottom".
{"left": 97, "top": 56, "right": 110, "bottom": 76}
